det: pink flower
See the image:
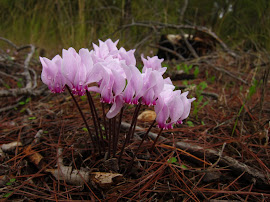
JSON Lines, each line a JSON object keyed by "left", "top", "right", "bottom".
{"left": 177, "top": 92, "right": 196, "bottom": 124}
{"left": 118, "top": 48, "right": 136, "bottom": 66}
{"left": 155, "top": 88, "right": 195, "bottom": 129}
{"left": 134, "top": 68, "right": 164, "bottom": 106}
{"left": 141, "top": 55, "right": 167, "bottom": 75}
{"left": 92, "top": 39, "right": 119, "bottom": 61}
{"left": 91, "top": 39, "right": 139, "bottom": 105}
{"left": 40, "top": 55, "right": 66, "bottom": 93}
{"left": 122, "top": 63, "right": 143, "bottom": 104}
{"left": 40, "top": 39, "right": 196, "bottom": 122}
{"left": 61, "top": 48, "right": 103, "bottom": 96}
{"left": 92, "top": 58, "right": 126, "bottom": 104}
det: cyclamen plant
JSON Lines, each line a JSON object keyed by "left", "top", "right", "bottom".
{"left": 40, "top": 39, "right": 195, "bottom": 171}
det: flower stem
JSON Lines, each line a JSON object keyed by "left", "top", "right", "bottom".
{"left": 86, "top": 90, "right": 102, "bottom": 152}
{"left": 92, "top": 93, "right": 105, "bottom": 143}
{"left": 127, "top": 102, "right": 141, "bottom": 143}
{"left": 101, "top": 103, "right": 108, "bottom": 140}
{"left": 108, "top": 118, "right": 112, "bottom": 158}
{"left": 112, "top": 116, "right": 116, "bottom": 157}
{"left": 150, "top": 128, "right": 163, "bottom": 152}
{"left": 125, "top": 120, "right": 156, "bottom": 174}
{"left": 113, "top": 107, "right": 124, "bottom": 157}
{"left": 118, "top": 102, "right": 141, "bottom": 164}
{"left": 86, "top": 91, "right": 105, "bottom": 152}
{"left": 65, "top": 85, "right": 97, "bottom": 153}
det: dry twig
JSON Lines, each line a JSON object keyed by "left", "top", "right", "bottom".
{"left": 120, "top": 122, "right": 269, "bottom": 185}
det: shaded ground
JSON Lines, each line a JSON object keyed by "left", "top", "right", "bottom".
{"left": 0, "top": 44, "right": 270, "bottom": 201}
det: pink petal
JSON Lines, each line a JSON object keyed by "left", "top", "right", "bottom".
{"left": 179, "top": 92, "right": 196, "bottom": 121}
{"left": 106, "top": 95, "right": 124, "bottom": 119}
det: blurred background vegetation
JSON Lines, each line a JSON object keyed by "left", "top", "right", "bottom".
{"left": 0, "top": 0, "right": 269, "bottom": 56}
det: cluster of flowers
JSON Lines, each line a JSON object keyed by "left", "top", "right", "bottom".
{"left": 40, "top": 39, "right": 195, "bottom": 129}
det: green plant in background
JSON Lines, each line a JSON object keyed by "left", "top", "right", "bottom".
{"left": 19, "top": 97, "right": 31, "bottom": 106}
{"left": 192, "top": 81, "right": 208, "bottom": 119}
{"left": 167, "top": 156, "right": 177, "bottom": 164}
{"left": 176, "top": 64, "right": 192, "bottom": 73}
{"left": 193, "top": 66, "right": 199, "bottom": 78}
{"left": 205, "top": 70, "right": 215, "bottom": 83}
{"left": 17, "top": 97, "right": 31, "bottom": 113}
{"left": 1, "top": 0, "right": 270, "bottom": 54}
{"left": 137, "top": 63, "right": 143, "bottom": 72}
{"left": 231, "top": 78, "right": 261, "bottom": 136}
{"left": 186, "top": 120, "right": 195, "bottom": 127}
{"left": 3, "top": 83, "right": 11, "bottom": 89}
{"left": 2, "top": 178, "right": 16, "bottom": 198}
{"left": 167, "top": 157, "right": 188, "bottom": 169}
{"left": 176, "top": 64, "right": 200, "bottom": 79}
{"left": 181, "top": 78, "right": 208, "bottom": 122}
{"left": 16, "top": 78, "right": 23, "bottom": 88}
{"left": 80, "top": 95, "right": 87, "bottom": 101}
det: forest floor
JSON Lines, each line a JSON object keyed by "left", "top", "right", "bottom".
{"left": 0, "top": 42, "right": 270, "bottom": 201}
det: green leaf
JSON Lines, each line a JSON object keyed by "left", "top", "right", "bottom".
{"left": 210, "top": 76, "right": 215, "bottom": 82}
{"left": 6, "top": 182, "right": 12, "bottom": 186}
{"left": 3, "top": 192, "right": 12, "bottom": 198}
{"left": 239, "top": 85, "right": 243, "bottom": 92}
{"left": 187, "top": 121, "right": 194, "bottom": 127}
{"left": 19, "top": 101, "right": 25, "bottom": 105}
{"left": 82, "top": 127, "right": 88, "bottom": 132}
{"left": 25, "top": 97, "right": 31, "bottom": 103}
{"left": 19, "top": 108, "right": 26, "bottom": 113}
{"left": 167, "top": 157, "right": 177, "bottom": 164}
{"left": 94, "top": 93, "right": 100, "bottom": 99}
{"left": 183, "top": 80, "right": 188, "bottom": 86}
{"left": 3, "top": 83, "right": 10, "bottom": 89}
{"left": 17, "top": 79, "right": 23, "bottom": 88}
{"left": 137, "top": 63, "right": 143, "bottom": 72}
{"left": 248, "top": 79, "right": 258, "bottom": 99}
{"left": 80, "top": 95, "right": 86, "bottom": 101}
{"left": 193, "top": 66, "right": 199, "bottom": 78}
{"left": 180, "top": 164, "right": 188, "bottom": 169}
{"left": 10, "top": 178, "right": 16, "bottom": 183}
{"left": 199, "top": 81, "right": 207, "bottom": 90}
{"left": 28, "top": 117, "right": 36, "bottom": 120}
{"left": 198, "top": 95, "right": 203, "bottom": 103}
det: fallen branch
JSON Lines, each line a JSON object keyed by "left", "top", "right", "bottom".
{"left": 0, "top": 86, "right": 47, "bottom": 97}
{"left": 120, "top": 122, "right": 269, "bottom": 185}
{"left": 24, "top": 45, "right": 35, "bottom": 89}
{"left": 121, "top": 21, "right": 238, "bottom": 58}
{"left": 0, "top": 37, "right": 42, "bottom": 97}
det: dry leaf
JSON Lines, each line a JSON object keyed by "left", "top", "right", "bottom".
{"left": 137, "top": 110, "right": 156, "bottom": 122}
{"left": 90, "top": 172, "right": 123, "bottom": 189}
{"left": 24, "top": 145, "right": 44, "bottom": 168}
